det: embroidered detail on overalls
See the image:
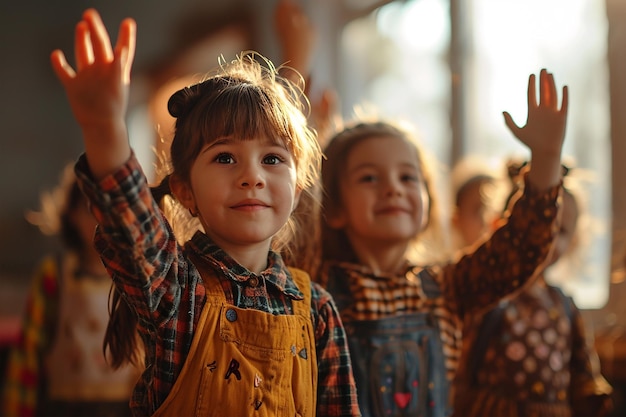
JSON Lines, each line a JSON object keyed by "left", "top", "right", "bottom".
{"left": 298, "top": 348, "right": 308, "bottom": 359}
{"left": 207, "top": 361, "right": 217, "bottom": 372}
{"left": 254, "top": 400, "right": 263, "bottom": 410}
{"left": 225, "top": 359, "right": 241, "bottom": 380}
{"left": 254, "top": 374, "right": 262, "bottom": 388}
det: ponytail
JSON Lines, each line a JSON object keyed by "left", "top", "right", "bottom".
{"left": 103, "top": 286, "right": 141, "bottom": 369}
{"left": 150, "top": 174, "right": 172, "bottom": 204}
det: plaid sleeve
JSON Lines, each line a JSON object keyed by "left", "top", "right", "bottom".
{"left": 75, "top": 153, "right": 204, "bottom": 415}
{"left": 74, "top": 152, "right": 184, "bottom": 324}
{"left": 311, "top": 282, "right": 361, "bottom": 417}
{"left": 2, "top": 256, "right": 59, "bottom": 417}
{"left": 449, "top": 177, "right": 562, "bottom": 317}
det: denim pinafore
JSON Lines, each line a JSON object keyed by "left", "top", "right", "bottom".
{"left": 151, "top": 260, "right": 317, "bottom": 417}
{"left": 335, "top": 266, "right": 450, "bottom": 417}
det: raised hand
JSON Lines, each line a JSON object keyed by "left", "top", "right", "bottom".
{"left": 50, "top": 9, "right": 136, "bottom": 178}
{"left": 274, "top": 0, "right": 317, "bottom": 81}
{"left": 310, "top": 88, "right": 340, "bottom": 148}
{"left": 503, "top": 69, "right": 568, "bottom": 158}
{"left": 503, "top": 69, "right": 569, "bottom": 190}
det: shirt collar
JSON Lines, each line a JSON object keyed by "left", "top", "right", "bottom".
{"left": 188, "top": 232, "right": 304, "bottom": 300}
{"left": 324, "top": 259, "right": 414, "bottom": 280}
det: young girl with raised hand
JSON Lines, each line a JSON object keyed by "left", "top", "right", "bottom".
{"left": 50, "top": 9, "right": 360, "bottom": 417}
{"left": 318, "top": 69, "right": 568, "bottom": 417}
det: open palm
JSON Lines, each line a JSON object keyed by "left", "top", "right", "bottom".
{"left": 503, "top": 69, "right": 568, "bottom": 158}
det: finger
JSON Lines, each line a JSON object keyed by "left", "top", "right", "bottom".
{"left": 114, "top": 18, "right": 137, "bottom": 84}
{"left": 502, "top": 111, "right": 521, "bottom": 136}
{"left": 83, "top": 9, "right": 113, "bottom": 62}
{"left": 74, "top": 20, "right": 94, "bottom": 71}
{"left": 527, "top": 73, "right": 537, "bottom": 109}
{"left": 538, "top": 69, "right": 550, "bottom": 107}
{"left": 560, "top": 85, "right": 569, "bottom": 117}
{"left": 50, "top": 49, "right": 76, "bottom": 84}
{"left": 548, "top": 72, "right": 557, "bottom": 108}
{"left": 540, "top": 70, "right": 557, "bottom": 108}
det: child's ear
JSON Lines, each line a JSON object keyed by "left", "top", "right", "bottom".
{"left": 169, "top": 175, "right": 197, "bottom": 213}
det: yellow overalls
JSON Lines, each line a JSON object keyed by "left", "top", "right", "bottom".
{"left": 152, "top": 262, "right": 318, "bottom": 417}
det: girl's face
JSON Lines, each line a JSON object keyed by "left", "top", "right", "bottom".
{"left": 453, "top": 179, "right": 495, "bottom": 247}
{"left": 329, "top": 135, "right": 429, "bottom": 247}
{"left": 175, "top": 135, "right": 300, "bottom": 254}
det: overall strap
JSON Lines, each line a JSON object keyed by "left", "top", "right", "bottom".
{"left": 415, "top": 267, "right": 441, "bottom": 299}
{"left": 287, "top": 267, "right": 312, "bottom": 318}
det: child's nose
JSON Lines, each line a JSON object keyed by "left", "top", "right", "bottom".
{"left": 239, "top": 164, "right": 265, "bottom": 188}
{"left": 384, "top": 178, "right": 403, "bottom": 196}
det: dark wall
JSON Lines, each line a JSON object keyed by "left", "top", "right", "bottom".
{"left": 0, "top": 0, "right": 279, "bottom": 290}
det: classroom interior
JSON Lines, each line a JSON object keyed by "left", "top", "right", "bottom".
{"left": 1, "top": 0, "right": 625, "bottom": 414}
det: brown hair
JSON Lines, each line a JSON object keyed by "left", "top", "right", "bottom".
{"left": 104, "top": 52, "right": 322, "bottom": 368}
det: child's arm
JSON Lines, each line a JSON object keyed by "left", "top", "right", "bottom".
{"left": 50, "top": 9, "right": 136, "bottom": 180}
{"left": 503, "top": 69, "right": 568, "bottom": 191}
{"left": 273, "top": 0, "right": 340, "bottom": 149}
{"left": 274, "top": 0, "right": 317, "bottom": 86}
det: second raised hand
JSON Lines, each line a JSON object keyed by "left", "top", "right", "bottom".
{"left": 503, "top": 69, "right": 569, "bottom": 158}
{"left": 503, "top": 69, "right": 569, "bottom": 191}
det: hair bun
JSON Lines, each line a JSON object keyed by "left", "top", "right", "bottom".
{"left": 168, "top": 84, "right": 202, "bottom": 118}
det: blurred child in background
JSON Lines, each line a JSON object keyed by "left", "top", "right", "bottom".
{"left": 2, "top": 164, "right": 140, "bottom": 417}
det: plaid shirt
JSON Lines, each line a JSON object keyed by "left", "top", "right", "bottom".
{"left": 322, "top": 177, "right": 562, "bottom": 385}
{"left": 75, "top": 153, "right": 360, "bottom": 417}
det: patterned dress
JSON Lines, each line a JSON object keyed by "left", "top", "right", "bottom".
{"left": 453, "top": 276, "right": 613, "bottom": 417}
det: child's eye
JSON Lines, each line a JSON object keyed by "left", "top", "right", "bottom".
{"left": 358, "top": 174, "right": 377, "bottom": 183}
{"left": 263, "top": 154, "right": 285, "bottom": 165}
{"left": 401, "top": 174, "right": 419, "bottom": 182}
{"left": 215, "top": 153, "right": 235, "bottom": 164}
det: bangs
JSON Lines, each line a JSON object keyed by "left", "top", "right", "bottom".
{"left": 195, "top": 81, "right": 294, "bottom": 149}
{"left": 168, "top": 56, "right": 319, "bottom": 189}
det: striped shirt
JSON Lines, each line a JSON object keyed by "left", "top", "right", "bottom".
{"left": 321, "top": 177, "right": 562, "bottom": 385}
{"left": 75, "top": 153, "right": 360, "bottom": 417}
